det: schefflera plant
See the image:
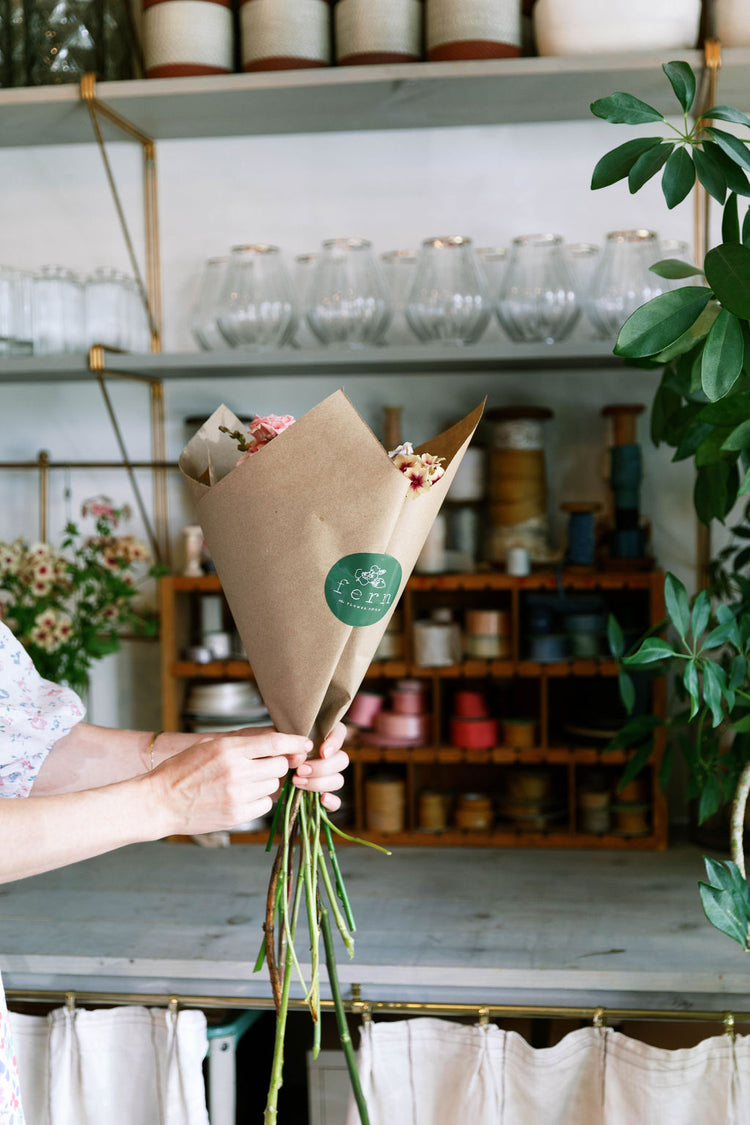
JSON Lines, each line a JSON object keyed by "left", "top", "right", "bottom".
{"left": 591, "top": 61, "right": 750, "bottom": 950}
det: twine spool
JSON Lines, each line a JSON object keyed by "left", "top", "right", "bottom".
{"left": 419, "top": 789, "right": 448, "bottom": 831}
{"left": 240, "top": 0, "right": 332, "bottom": 71}
{"left": 455, "top": 793, "right": 493, "bottom": 831}
{"left": 335, "top": 0, "right": 423, "bottom": 64}
{"left": 143, "top": 0, "right": 234, "bottom": 78}
{"left": 464, "top": 608, "right": 511, "bottom": 659}
{"left": 612, "top": 803, "right": 650, "bottom": 836}
{"left": 426, "top": 0, "right": 521, "bottom": 59}
{"left": 486, "top": 407, "right": 552, "bottom": 565}
{"left": 502, "top": 719, "right": 537, "bottom": 750}
{"left": 506, "top": 768, "right": 549, "bottom": 801}
{"left": 366, "top": 776, "right": 405, "bottom": 833}
{"left": 579, "top": 790, "right": 611, "bottom": 834}
{"left": 413, "top": 617, "right": 461, "bottom": 667}
{"left": 562, "top": 502, "right": 600, "bottom": 567}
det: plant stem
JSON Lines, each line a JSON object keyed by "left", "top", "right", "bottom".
{"left": 324, "top": 820, "right": 356, "bottom": 932}
{"left": 320, "top": 811, "right": 392, "bottom": 855}
{"left": 320, "top": 905, "right": 370, "bottom": 1125}
{"left": 265, "top": 849, "right": 306, "bottom": 1125}
{"left": 731, "top": 759, "right": 750, "bottom": 879}
{"left": 318, "top": 842, "right": 354, "bottom": 958}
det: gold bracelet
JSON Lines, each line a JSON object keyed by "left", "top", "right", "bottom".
{"left": 148, "top": 730, "right": 163, "bottom": 772}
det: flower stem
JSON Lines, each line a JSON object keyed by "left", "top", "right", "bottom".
{"left": 320, "top": 811, "right": 392, "bottom": 855}
{"left": 264, "top": 851, "right": 305, "bottom": 1125}
{"left": 320, "top": 905, "right": 370, "bottom": 1125}
{"left": 323, "top": 820, "right": 356, "bottom": 933}
{"left": 732, "top": 759, "right": 750, "bottom": 879}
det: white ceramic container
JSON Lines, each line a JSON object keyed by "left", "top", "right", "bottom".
{"left": 533, "top": 0, "right": 701, "bottom": 55}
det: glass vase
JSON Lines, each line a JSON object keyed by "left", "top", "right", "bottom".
{"left": 190, "top": 257, "right": 230, "bottom": 352}
{"left": 587, "top": 229, "right": 665, "bottom": 340}
{"left": 405, "top": 235, "right": 490, "bottom": 346}
{"left": 496, "top": 233, "right": 580, "bottom": 345}
{"left": 216, "top": 245, "right": 296, "bottom": 351}
{"left": 306, "top": 238, "right": 391, "bottom": 347}
{"left": 25, "top": 0, "right": 101, "bottom": 84}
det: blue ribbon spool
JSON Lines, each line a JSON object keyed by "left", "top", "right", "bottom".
{"left": 566, "top": 509, "right": 596, "bottom": 567}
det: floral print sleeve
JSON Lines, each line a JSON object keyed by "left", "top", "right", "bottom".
{"left": 0, "top": 620, "right": 85, "bottom": 798}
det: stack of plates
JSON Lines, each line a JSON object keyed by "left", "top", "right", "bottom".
{"left": 185, "top": 681, "right": 269, "bottom": 731}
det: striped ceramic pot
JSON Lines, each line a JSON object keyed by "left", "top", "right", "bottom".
{"left": 240, "top": 0, "right": 332, "bottom": 71}
{"left": 334, "top": 0, "right": 423, "bottom": 65}
{"left": 143, "top": 0, "right": 234, "bottom": 79}
{"left": 426, "top": 0, "right": 521, "bottom": 60}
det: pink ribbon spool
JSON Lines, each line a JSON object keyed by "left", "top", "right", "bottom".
{"left": 348, "top": 691, "right": 384, "bottom": 728}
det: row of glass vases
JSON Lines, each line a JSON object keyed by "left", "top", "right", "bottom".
{"left": 0, "top": 266, "right": 151, "bottom": 356}
{"left": 190, "top": 231, "right": 689, "bottom": 352}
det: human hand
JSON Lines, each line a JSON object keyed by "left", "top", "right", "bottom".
{"left": 149, "top": 728, "right": 312, "bottom": 836}
{"left": 288, "top": 721, "right": 349, "bottom": 813}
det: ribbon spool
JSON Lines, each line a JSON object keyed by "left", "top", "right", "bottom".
{"left": 561, "top": 501, "right": 601, "bottom": 568}
{"left": 602, "top": 404, "right": 646, "bottom": 561}
{"left": 143, "top": 0, "right": 234, "bottom": 78}
{"left": 335, "top": 0, "right": 424, "bottom": 64}
{"left": 486, "top": 406, "right": 554, "bottom": 566}
{"left": 365, "top": 775, "right": 405, "bottom": 833}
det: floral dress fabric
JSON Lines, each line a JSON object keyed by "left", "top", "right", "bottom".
{"left": 0, "top": 619, "right": 85, "bottom": 1123}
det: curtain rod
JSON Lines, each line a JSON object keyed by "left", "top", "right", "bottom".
{"left": 5, "top": 989, "right": 748, "bottom": 1032}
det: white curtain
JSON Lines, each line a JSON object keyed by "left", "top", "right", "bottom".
{"left": 348, "top": 1018, "right": 750, "bottom": 1125}
{"left": 10, "top": 1006, "right": 210, "bottom": 1125}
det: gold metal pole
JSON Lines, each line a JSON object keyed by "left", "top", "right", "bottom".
{"left": 4, "top": 988, "right": 750, "bottom": 1029}
{"left": 38, "top": 450, "right": 50, "bottom": 543}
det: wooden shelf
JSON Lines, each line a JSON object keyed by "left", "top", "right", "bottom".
{"left": 349, "top": 745, "right": 629, "bottom": 765}
{"left": 0, "top": 49, "right": 730, "bottom": 148}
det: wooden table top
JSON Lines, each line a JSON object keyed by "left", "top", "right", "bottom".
{"left": 0, "top": 839, "right": 746, "bottom": 1013}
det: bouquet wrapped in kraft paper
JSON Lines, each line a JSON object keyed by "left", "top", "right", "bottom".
{"left": 180, "top": 388, "right": 484, "bottom": 1124}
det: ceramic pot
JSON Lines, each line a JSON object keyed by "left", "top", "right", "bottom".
{"left": 533, "top": 0, "right": 701, "bottom": 55}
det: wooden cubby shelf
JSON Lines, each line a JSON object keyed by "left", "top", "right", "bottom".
{"left": 160, "top": 567, "right": 667, "bottom": 850}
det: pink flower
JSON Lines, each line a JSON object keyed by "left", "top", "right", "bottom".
{"left": 235, "top": 413, "right": 296, "bottom": 463}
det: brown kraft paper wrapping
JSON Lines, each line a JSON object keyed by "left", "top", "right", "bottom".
{"left": 180, "top": 389, "right": 484, "bottom": 742}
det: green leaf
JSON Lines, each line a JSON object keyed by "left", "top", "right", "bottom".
{"left": 617, "top": 741, "right": 655, "bottom": 792}
{"left": 699, "top": 882, "right": 750, "bottom": 948}
{"left": 663, "top": 61, "right": 696, "bottom": 114}
{"left": 618, "top": 670, "right": 636, "bottom": 715}
{"left": 591, "top": 92, "right": 665, "bottom": 125}
{"left": 604, "top": 714, "right": 663, "bottom": 751}
{"left": 706, "top": 127, "right": 750, "bottom": 175}
{"left": 684, "top": 659, "right": 700, "bottom": 718}
{"left": 695, "top": 427, "right": 734, "bottom": 467}
{"left": 662, "top": 146, "right": 696, "bottom": 208}
{"left": 701, "top": 309, "right": 745, "bottom": 400}
{"left": 702, "top": 142, "right": 750, "bottom": 198}
{"left": 615, "top": 287, "right": 713, "bottom": 359}
{"left": 650, "top": 257, "right": 703, "bottom": 279}
{"left": 653, "top": 301, "right": 720, "bottom": 365}
{"left": 722, "top": 418, "right": 750, "bottom": 453}
{"left": 739, "top": 465, "right": 750, "bottom": 496}
{"left": 591, "top": 137, "right": 664, "bottom": 190}
{"left": 623, "top": 637, "right": 675, "bottom": 664}
{"left": 744, "top": 205, "right": 750, "bottom": 247}
{"left": 704, "top": 243, "right": 750, "bottom": 318}
{"left": 694, "top": 146, "right": 727, "bottom": 205}
{"left": 628, "top": 142, "right": 674, "bottom": 193}
{"left": 651, "top": 374, "right": 684, "bottom": 445}
{"left": 701, "top": 105, "right": 750, "bottom": 129}
{"left": 703, "top": 621, "right": 736, "bottom": 650}
{"left": 704, "top": 858, "right": 750, "bottom": 914}
{"left": 722, "top": 193, "right": 741, "bottom": 243}
{"left": 731, "top": 712, "right": 750, "bottom": 733}
{"left": 607, "top": 614, "right": 625, "bottom": 659}
{"left": 691, "top": 589, "right": 711, "bottom": 638}
{"left": 703, "top": 660, "right": 727, "bottom": 726}
{"left": 697, "top": 396, "right": 750, "bottom": 425}
{"left": 698, "top": 773, "right": 725, "bottom": 824}
{"left": 664, "top": 571, "right": 690, "bottom": 638}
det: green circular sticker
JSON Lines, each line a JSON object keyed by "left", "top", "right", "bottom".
{"left": 324, "top": 552, "right": 403, "bottom": 626}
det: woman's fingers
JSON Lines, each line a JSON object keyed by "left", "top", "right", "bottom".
{"left": 320, "top": 792, "right": 342, "bottom": 812}
{"left": 320, "top": 722, "right": 347, "bottom": 759}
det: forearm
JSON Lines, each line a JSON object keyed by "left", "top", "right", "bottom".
{"left": 31, "top": 723, "right": 197, "bottom": 796}
{"left": 0, "top": 776, "right": 168, "bottom": 884}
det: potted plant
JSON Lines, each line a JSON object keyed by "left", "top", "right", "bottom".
{"left": 591, "top": 60, "right": 750, "bottom": 948}
{"left": 0, "top": 498, "right": 157, "bottom": 697}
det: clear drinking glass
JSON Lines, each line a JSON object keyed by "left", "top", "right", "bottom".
{"left": 380, "top": 249, "right": 419, "bottom": 345}
{"left": 190, "top": 257, "right": 229, "bottom": 351}
{"left": 32, "top": 266, "right": 85, "bottom": 354}
{"left": 216, "top": 244, "right": 296, "bottom": 350}
{"left": 85, "top": 267, "right": 128, "bottom": 349}
{"left": 0, "top": 268, "right": 32, "bottom": 356}
{"left": 587, "top": 230, "right": 665, "bottom": 339}
{"left": 406, "top": 235, "right": 490, "bottom": 346}
{"left": 289, "top": 253, "right": 318, "bottom": 347}
{"left": 122, "top": 276, "right": 152, "bottom": 353}
{"left": 306, "top": 238, "right": 391, "bottom": 347}
{"left": 496, "top": 233, "right": 580, "bottom": 345}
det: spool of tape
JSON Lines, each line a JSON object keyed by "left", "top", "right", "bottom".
{"left": 449, "top": 716, "right": 498, "bottom": 750}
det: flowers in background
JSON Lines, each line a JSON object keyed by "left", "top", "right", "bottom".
{"left": 219, "top": 413, "right": 296, "bottom": 463}
{"left": 0, "top": 498, "right": 156, "bottom": 695}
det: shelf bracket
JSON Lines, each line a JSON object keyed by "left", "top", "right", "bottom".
{"left": 88, "top": 345, "right": 170, "bottom": 566}
{"left": 79, "top": 73, "right": 162, "bottom": 354}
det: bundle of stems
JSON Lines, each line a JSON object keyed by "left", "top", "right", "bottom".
{"left": 258, "top": 778, "right": 389, "bottom": 1124}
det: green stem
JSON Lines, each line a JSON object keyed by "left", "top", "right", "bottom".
{"left": 266, "top": 777, "right": 292, "bottom": 852}
{"left": 265, "top": 851, "right": 306, "bottom": 1125}
{"left": 320, "top": 906, "right": 370, "bottom": 1125}
{"left": 324, "top": 820, "right": 356, "bottom": 933}
{"left": 320, "top": 811, "right": 392, "bottom": 855}
{"left": 299, "top": 796, "right": 321, "bottom": 1019}
{"left": 281, "top": 790, "right": 307, "bottom": 992}
{"left": 318, "top": 841, "right": 354, "bottom": 958}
